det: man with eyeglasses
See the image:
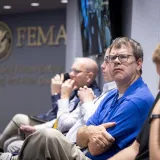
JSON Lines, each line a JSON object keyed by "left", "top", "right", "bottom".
{"left": 0, "top": 48, "right": 117, "bottom": 159}
{"left": 107, "top": 43, "right": 160, "bottom": 160}
{"left": 14, "top": 37, "right": 154, "bottom": 160}
{"left": 0, "top": 57, "right": 101, "bottom": 154}
{"left": 76, "top": 37, "right": 154, "bottom": 160}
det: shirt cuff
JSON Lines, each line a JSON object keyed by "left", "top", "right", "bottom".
{"left": 34, "top": 119, "right": 56, "bottom": 130}
{"left": 51, "top": 94, "right": 60, "bottom": 102}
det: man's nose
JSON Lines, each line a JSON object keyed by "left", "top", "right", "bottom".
{"left": 114, "top": 56, "right": 121, "bottom": 64}
{"left": 101, "top": 61, "right": 106, "bottom": 69}
{"left": 69, "top": 71, "right": 75, "bottom": 78}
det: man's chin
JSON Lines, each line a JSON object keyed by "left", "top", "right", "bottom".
{"left": 114, "top": 75, "right": 125, "bottom": 81}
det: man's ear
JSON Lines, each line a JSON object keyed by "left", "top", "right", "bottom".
{"left": 136, "top": 58, "right": 143, "bottom": 72}
{"left": 87, "top": 72, "right": 94, "bottom": 83}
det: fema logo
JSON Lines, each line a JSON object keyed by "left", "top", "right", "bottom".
{"left": 0, "top": 21, "right": 12, "bottom": 62}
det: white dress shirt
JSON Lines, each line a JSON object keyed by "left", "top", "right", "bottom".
{"left": 34, "top": 95, "right": 79, "bottom": 130}
{"left": 66, "top": 81, "right": 117, "bottom": 142}
{"left": 34, "top": 81, "right": 117, "bottom": 140}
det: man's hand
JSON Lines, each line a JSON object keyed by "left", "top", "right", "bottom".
{"left": 78, "top": 86, "right": 96, "bottom": 103}
{"left": 87, "top": 122, "right": 116, "bottom": 156}
{"left": 61, "top": 79, "right": 75, "bottom": 99}
{"left": 20, "top": 125, "right": 36, "bottom": 134}
{"left": 51, "top": 74, "right": 64, "bottom": 95}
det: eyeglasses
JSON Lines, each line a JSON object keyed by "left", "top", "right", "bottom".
{"left": 107, "top": 54, "right": 134, "bottom": 63}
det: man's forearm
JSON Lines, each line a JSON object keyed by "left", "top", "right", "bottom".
{"left": 149, "top": 99, "right": 160, "bottom": 160}
{"left": 76, "top": 125, "right": 89, "bottom": 148}
{"left": 57, "top": 99, "right": 69, "bottom": 117}
{"left": 81, "top": 102, "right": 97, "bottom": 123}
{"left": 108, "top": 140, "right": 139, "bottom": 160}
{"left": 149, "top": 119, "right": 160, "bottom": 160}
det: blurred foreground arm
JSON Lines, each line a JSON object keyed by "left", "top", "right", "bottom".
{"left": 108, "top": 140, "right": 139, "bottom": 160}
{"left": 149, "top": 99, "right": 160, "bottom": 160}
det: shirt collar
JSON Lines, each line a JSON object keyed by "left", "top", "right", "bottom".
{"left": 121, "top": 76, "right": 143, "bottom": 98}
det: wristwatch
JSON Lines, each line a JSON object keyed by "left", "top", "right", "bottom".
{"left": 148, "top": 114, "right": 160, "bottom": 124}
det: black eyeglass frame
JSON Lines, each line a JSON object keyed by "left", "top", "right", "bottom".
{"left": 105, "top": 54, "right": 134, "bottom": 63}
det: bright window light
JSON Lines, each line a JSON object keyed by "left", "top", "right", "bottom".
{"left": 3, "top": 5, "right": 12, "bottom": 9}
{"left": 31, "top": 3, "right": 40, "bottom": 7}
{"left": 61, "top": 0, "right": 68, "bottom": 3}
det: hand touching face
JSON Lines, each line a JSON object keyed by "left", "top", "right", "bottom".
{"left": 61, "top": 79, "right": 75, "bottom": 99}
{"left": 51, "top": 74, "right": 64, "bottom": 95}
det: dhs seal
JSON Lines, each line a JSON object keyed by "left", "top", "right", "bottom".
{"left": 0, "top": 21, "right": 13, "bottom": 62}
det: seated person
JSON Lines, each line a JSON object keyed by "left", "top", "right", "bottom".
{"left": 0, "top": 57, "right": 101, "bottom": 151}
{"left": 149, "top": 98, "right": 160, "bottom": 160}
{"left": 149, "top": 44, "right": 160, "bottom": 160}
{"left": 65, "top": 47, "right": 117, "bottom": 143}
{"left": 14, "top": 37, "right": 154, "bottom": 160}
{"left": 108, "top": 43, "right": 160, "bottom": 160}
{"left": 3, "top": 48, "right": 116, "bottom": 154}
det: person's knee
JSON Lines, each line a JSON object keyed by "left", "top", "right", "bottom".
{"left": 7, "top": 140, "right": 23, "bottom": 154}
{"left": 12, "top": 114, "right": 30, "bottom": 126}
{"left": 3, "top": 136, "right": 21, "bottom": 153}
{"left": 38, "top": 128, "right": 63, "bottom": 141}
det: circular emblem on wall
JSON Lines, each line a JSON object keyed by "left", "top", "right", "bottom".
{"left": 0, "top": 21, "right": 13, "bottom": 62}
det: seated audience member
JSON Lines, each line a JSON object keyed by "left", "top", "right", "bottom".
{"left": 107, "top": 43, "right": 160, "bottom": 160}
{"left": 59, "top": 47, "right": 117, "bottom": 143}
{"left": 149, "top": 98, "right": 160, "bottom": 160}
{"left": 4, "top": 48, "right": 116, "bottom": 154}
{"left": 149, "top": 45, "right": 160, "bottom": 160}
{"left": 0, "top": 57, "right": 101, "bottom": 152}
{"left": 14, "top": 37, "right": 154, "bottom": 160}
